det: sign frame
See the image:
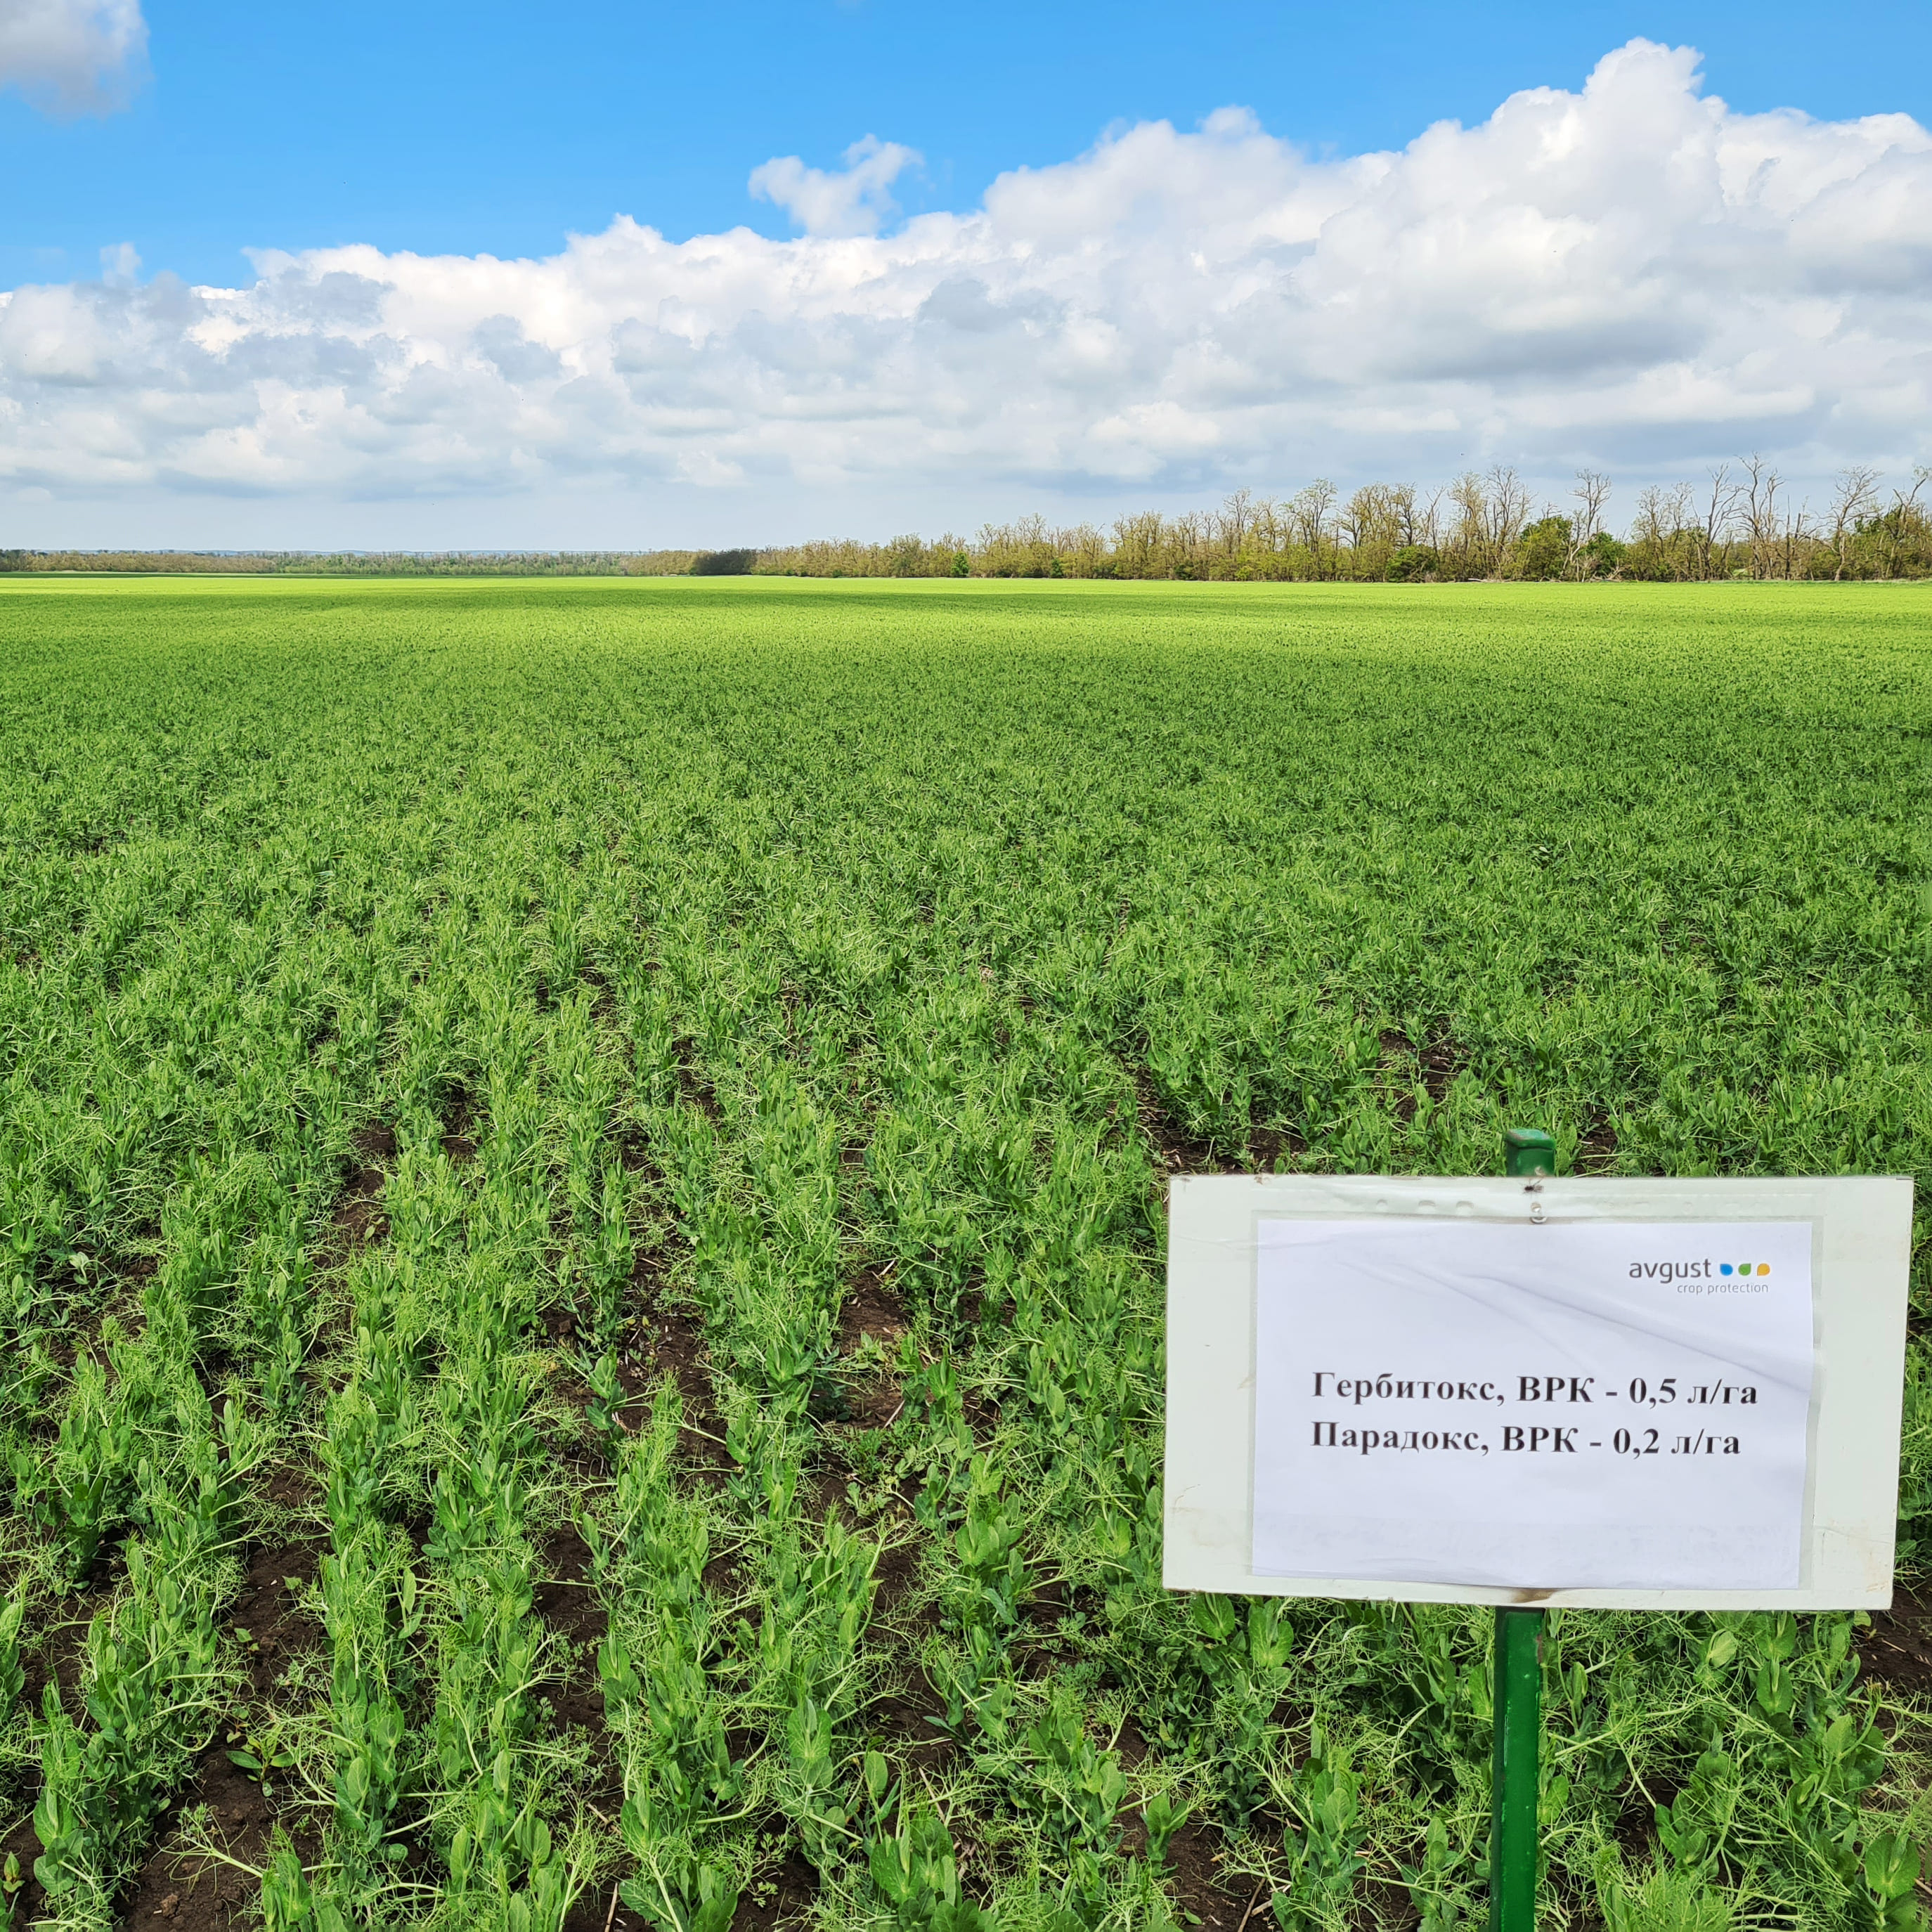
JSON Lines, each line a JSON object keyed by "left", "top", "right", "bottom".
{"left": 1163, "top": 1170, "right": 1912, "bottom": 1611}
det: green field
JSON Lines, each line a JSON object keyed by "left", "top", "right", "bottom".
{"left": 0, "top": 576, "right": 1927, "bottom": 1932}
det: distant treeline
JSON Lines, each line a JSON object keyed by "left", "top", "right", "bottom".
{"left": 6, "top": 460, "right": 1929, "bottom": 583}
{"left": 0, "top": 549, "right": 703, "bottom": 577}
{"left": 756, "top": 462, "right": 1932, "bottom": 583}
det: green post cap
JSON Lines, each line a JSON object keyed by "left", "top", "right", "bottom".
{"left": 1503, "top": 1127, "right": 1557, "bottom": 1178}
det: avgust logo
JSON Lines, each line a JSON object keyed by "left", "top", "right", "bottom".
{"left": 1628, "top": 1258, "right": 1772, "bottom": 1281}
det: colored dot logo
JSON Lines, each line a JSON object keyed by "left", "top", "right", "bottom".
{"left": 1719, "top": 1263, "right": 1769, "bottom": 1276}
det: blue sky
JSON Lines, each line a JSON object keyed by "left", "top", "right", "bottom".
{"left": 8, "top": 0, "right": 1930, "bottom": 293}
{"left": 2, "top": 1, "right": 1929, "bottom": 545}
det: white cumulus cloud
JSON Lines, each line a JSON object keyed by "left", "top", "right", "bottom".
{"left": 0, "top": 0, "right": 146, "bottom": 112}
{"left": 749, "top": 135, "right": 923, "bottom": 238}
{"left": 3, "top": 39, "right": 1931, "bottom": 538}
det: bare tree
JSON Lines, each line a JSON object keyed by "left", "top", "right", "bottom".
{"left": 1692, "top": 466, "right": 1740, "bottom": 581}
{"left": 1169, "top": 510, "right": 1209, "bottom": 578}
{"left": 1249, "top": 497, "right": 1287, "bottom": 569}
{"left": 1442, "top": 465, "right": 1533, "bottom": 577}
{"left": 1632, "top": 486, "right": 1668, "bottom": 545}
{"left": 1827, "top": 465, "right": 1881, "bottom": 581}
{"left": 1569, "top": 469, "right": 1612, "bottom": 576}
{"left": 1387, "top": 484, "right": 1419, "bottom": 550}
{"left": 1408, "top": 484, "right": 1444, "bottom": 553}
{"left": 1056, "top": 523, "right": 1109, "bottom": 577}
{"left": 1215, "top": 489, "right": 1254, "bottom": 558}
{"left": 1289, "top": 479, "right": 1338, "bottom": 578}
{"left": 1739, "top": 454, "right": 1782, "bottom": 581}
{"left": 1110, "top": 511, "right": 1165, "bottom": 578}
{"left": 1446, "top": 472, "right": 1488, "bottom": 576}
{"left": 1484, "top": 466, "right": 1533, "bottom": 573}
{"left": 1777, "top": 500, "right": 1813, "bottom": 582}
{"left": 1338, "top": 484, "right": 1406, "bottom": 578}
{"left": 1630, "top": 483, "right": 1694, "bottom": 578}
{"left": 1337, "top": 486, "right": 1373, "bottom": 559}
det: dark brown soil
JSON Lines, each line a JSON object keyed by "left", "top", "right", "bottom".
{"left": 1573, "top": 1118, "right": 1619, "bottom": 1174}
{"left": 562, "top": 1826, "right": 815, "bottom": 1932}
{"left": 333, "top": 1124, "right": 396, "bottom": 1248}
{"left": 855, "top": 1494, "right": 950, "bottom": 1773}
{"left": 1414, "top": 1035, "right": 1463, "bottom": 1107}
{"left": 117, "top": 1747, "right": 276, "bottom": 1932}
{"left": 836, "top": 1270, "right": 909, "bottom": 1428}
{"left": 542, "top": 1301, "right": 582, "bottom": 1354}
{"left": 259, "top": 1466, "right": 320, "bottom": 1512}
{"left": 871, "top": 1536, "right": 920, "bottom": 1618}
{"left": 441, "top": 1083, "right": 477, "bottom": 1166}
{"left": 731, "top": 1848, "right": 817, "bottom": 1932}
{"left": 842, "top": 1382, "right": 905, "bottom": 1432}
{"left": 228, "top": 1537, "right": 326, "bottom": 1697}
{"left": 701, "top": 1549, "right": 751, "bottom": 1602}
{"left": 535, "top": 1528, "right": 625, "bottom": 1884}
{"left": 535, "top": 1527, "right": 609, "bottom": 1740}
{"left": 617, "top": 1124, "right": 655, "bottom": 1177}
{"left": 1135, "top": 1073, "right": 1221, "bottom": 1175}
{"left": 621, "top": 1236, "right": 673, "bottom": 1321}
{"left": 1244, "top": 1126, "right": 1303, "bottom": 1172}
{"left": 1378, "top": 1028, "right": 1467, "bottom": 1124}
{"left": 670, "top": 1037, "right": 724, "bottom": 1122}
{"left": 635, "top": 1292, "right": 727, "bottom": 1474}
{"left": 839, "top": 1271, "right": 909, "bottom": 1354}
{"left": 1611, "top": 1781, "right": 1665, "bottom": 1856}
{"left": 1134, "top": 1072, "right": 1301, "bottom": 1176}
{"left": 1356, "top": 1874, "right": 1428, "bottom": 1931}
{"left": 583, "top": 965, "right": 617, "bottom": 1022}
{"left": 562, "top": 1880, "right": 652, "bottom": 1932}
{"left": 1162, "top": 1821, "right": 1262, "bottom": 1931}
{"left": 1110, "top": 1723, "right": 1262, "bottom": 1930}
{"left": 0, "top": 1815, "right": 49, "bottom": 1930}
{"left": 867, "top": 1684, "right": 955, "bottom": 1773}
{"left": 1861, "top": 1586, "right": 1932, "bottom": 1694}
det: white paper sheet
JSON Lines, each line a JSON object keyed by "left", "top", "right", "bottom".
{"left": 1251, "top": 1217, "right": 1814, "bottom": 1590}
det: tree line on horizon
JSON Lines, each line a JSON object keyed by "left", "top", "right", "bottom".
{"left": 6, "top": 460, "right": 1929, "bottom": 583}
{"left": 754, "top": 461, "right": 1932, "bottom": 583}
{"left": 0, "top": 548, "right": 705, "bottom": 578}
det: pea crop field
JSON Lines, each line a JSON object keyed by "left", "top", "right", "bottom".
{"left": 1, "top": 576, "right": 1928, "bottom": 1932}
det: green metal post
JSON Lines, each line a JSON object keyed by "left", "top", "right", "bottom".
{"left": 1490, "top": 1127, "right": 1555, "bottom": 1931}
{"left": 1489, "top": 1607, "right": 1542, "bottom": 1931}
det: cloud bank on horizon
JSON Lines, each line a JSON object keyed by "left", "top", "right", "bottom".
{"left": 0, "top": 0, "right": 145, "bottom": 113}
{"left": 3, "top": 39, "right": 1929, "bottom": 531}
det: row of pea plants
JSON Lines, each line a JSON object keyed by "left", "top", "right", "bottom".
{"left": 854, "top": 968, "right": 1202, "bottom": 1932}
{"left": 580, "top": 881, "right": 886, "bottom": 1928}
{"left": 27, "top": 1192, "right": 282, "bottom": 1929}
{"left": 264, "top": 881, "right": 604, "bottom": 1932}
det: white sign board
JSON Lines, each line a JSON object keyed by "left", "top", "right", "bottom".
{"left": 1165, "top": 1174, "right": 1912, "bottom": 1609}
